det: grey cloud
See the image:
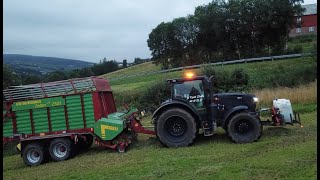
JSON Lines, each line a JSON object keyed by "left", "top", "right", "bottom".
{"left": 4, "top": 0, "right": 315, "bottom": 63}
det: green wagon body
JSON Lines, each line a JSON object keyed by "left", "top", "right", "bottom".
{"left": 4, "top": 94, "right": 96, "bottom": 136}
{"left": 3, "top": 77, "right": 117, "bottom": 143}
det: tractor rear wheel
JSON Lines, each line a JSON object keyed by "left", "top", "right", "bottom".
{"left": 49, "top": 138, "right": 73, "bottom": 161}
{"left": 156, "top": 108, "right": 197, "bottom": 147}
{"left": 227, "top": 112, "right": 262, "bottom": 143}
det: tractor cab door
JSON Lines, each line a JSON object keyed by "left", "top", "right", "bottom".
{"left": 172, "top": 80, "right": 206, "bottom": 110}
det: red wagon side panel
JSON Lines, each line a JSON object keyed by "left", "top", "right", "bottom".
{"left": 92, "top": 92, "right": 117, "bottom": 121}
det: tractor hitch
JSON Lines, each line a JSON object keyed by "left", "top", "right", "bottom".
{"left": 259, "top": 107, "right": 303, "bottom": 127}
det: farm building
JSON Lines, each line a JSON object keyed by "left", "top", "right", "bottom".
{"left": 289, "top": 3, "right": 317, "bottom": 37}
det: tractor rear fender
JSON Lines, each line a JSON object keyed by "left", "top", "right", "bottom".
{"left": 152, "top": 99, "right": 201, "bottom": 124}
{"left": 221, "top": 106, "right": 249, "bottom": 128}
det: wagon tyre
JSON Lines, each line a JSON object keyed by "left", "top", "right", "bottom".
{"left": 22, "top": 143, "right": 45, "bottom": 166}
{"left": 156, "top": 108, "right": 197, "bottom": 147}
{"left": 227, "top": 112, "right": 262, "bottom": 143}
{"left": 49, "top": 138, "right": 73, "bottom": 161}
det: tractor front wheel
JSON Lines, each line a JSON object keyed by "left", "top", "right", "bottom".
{"left": 227, "top": 112, "right": 262, "bottom": 143}
{"left": 156, "top": 108, "right": 197, "bottom": 147}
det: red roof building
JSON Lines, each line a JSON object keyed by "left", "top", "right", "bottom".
{"left": 289, "top": 3, "right": 317, "bottom": 37}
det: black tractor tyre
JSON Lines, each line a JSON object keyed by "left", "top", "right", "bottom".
{"left": 156, "top": 108, "right": 197, "bottom": 147}
{"left": 227, "top": 112, "right": 262, "bottom": 143}
{"left": 22, "top": 143, "right": 45, "bottom": 166}
{"left": 49, "top": 138, "right": 73, "bottom": 161}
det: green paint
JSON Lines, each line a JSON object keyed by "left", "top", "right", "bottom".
{"left": 32, "top": 109, "right": 49, "bottom": 133}
{"left": 3, "top": 93, "right": 97, "bottom": 138}
{"left": 3, "top": 117, "right": 13, "bottom": 137}
{"left": 94, "top": 112, "right": 126, "bottom": 140}
{"left": 15, "top": 110, "right": 32, "bottom": 134}
{"left": 66, "top": 95, "right": 84, "bottom": 129}
{"left": 83, "top": 93, "right": 95, "bottom": 127}
{"left": 12, "top": 97, "right": 65, "bottom": 111}
{"left": 93, "top": 107, "right": 139, "bottom": 141}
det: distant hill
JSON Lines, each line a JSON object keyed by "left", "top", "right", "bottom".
{"left": 3, "top": 54, "right": 94, "bottom": 75}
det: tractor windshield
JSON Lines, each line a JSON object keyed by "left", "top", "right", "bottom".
{"left": 173, "top": 80, "right": 205, "bottom": 108}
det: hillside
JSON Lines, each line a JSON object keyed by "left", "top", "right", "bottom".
{"left": 102, "top": 56, "right": 316, "bottom": 94}
{"left": 3, "top": 54, "right": 94, "bottom": 75}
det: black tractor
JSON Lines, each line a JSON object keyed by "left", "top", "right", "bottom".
{"left": 152, "top": 75, "right": 262, "bottom": 147}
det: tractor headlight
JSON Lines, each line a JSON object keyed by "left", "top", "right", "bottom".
{"left": 253, "top": 97, "right": 259, "bottom": 102}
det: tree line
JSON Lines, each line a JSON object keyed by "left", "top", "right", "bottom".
{"left": 147, "top": 0, "right": 305, "bottom": 69}
{"left": 3, "top": 58, "right": 119, "bottom": 89}
{"left": 3, "top": 56, "right": 154, "bottom": 88}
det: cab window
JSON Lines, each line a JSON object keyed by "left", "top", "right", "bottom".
{"left": 173, "top": 80, "right": 204, "bottom": 108}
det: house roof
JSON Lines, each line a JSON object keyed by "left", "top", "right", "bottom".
{"left": 302, "top": 3, "right": 317, "bottom": 15}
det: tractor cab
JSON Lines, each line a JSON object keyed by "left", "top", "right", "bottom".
{"left": 167, "top": 75, "right": 211, "bottom": 110}
{"left": 166, "top": 74, "right": 216, "bottom": 136}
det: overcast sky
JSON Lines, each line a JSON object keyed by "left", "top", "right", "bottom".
{"left": 3, "top": 0, "right": 317, "bottom": 63}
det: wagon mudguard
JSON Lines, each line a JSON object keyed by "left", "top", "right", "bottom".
{"left": 221, "top": 106, "right": 248, "bottom": 128}
{"left": 152, "top": 99, "right": 201, "bottom": 121}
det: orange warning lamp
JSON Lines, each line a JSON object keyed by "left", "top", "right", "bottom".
{"left": 185, "top": 72, "right": 195, "bottom": 79}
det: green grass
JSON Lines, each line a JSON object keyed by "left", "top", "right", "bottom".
{"left": 3, "top": 110, "right": 317, "bottom": 179}
{"left": 102, "top": 61, "right": 160, "bottom": 80}
{"left": 106, "top": 57, "right": 315, "bottom": 94}
{"left": 287, "top": 34, "right": 317, "bottom": 53}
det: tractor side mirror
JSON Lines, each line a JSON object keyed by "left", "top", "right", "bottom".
{"left": 199, "top": 83, "right": 203, "bottom": 91}
{"left": 209, "top": 76, "right": 214, "bottom": 82}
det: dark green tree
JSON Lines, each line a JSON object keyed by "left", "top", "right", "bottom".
{"left": 147, "top": 22, "right": 176, "bottom": 69}
{"left": 3, "top": 64, "right": 21, "bottom": 89}
{"left": 21, "top": 74, "right": 42, "bottom": 85}
{"left": 134, "top": 57, "right": 144, "bottom": 64}
{"left": 147, "top": 0, "right": 304, "bottom": 67}
{"left": 123, "top": 59, "right": 127, "bottom": 68}
{"left": 45, "top": 71, "right": 67, "bottom": 82}
{"left": 91, "top": 59, "right": 119, "bottom": 76}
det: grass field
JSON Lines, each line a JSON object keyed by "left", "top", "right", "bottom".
{"left": 3, "top": 47, "right": 317, "bottom": 179}
{"left": 103, "top": 57, "right": 315, "bottom": 94}
{"left": 3, "top": 110, "right": 317, "bottom": 179}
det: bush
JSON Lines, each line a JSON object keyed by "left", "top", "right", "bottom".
{"left": 230, "top": 68, "right": 249, "bottom": 86}
{"left": 114, "top": 79, "right": 171, "bottom": 112}
{"left": 138, "top": 80, "right": 171, "bottom": 111}
{"left": 200, "top": 65, "right": 250, "bottom": 92}
{"left": 312, "top": 42, "right": 317, "bottom": 61}
{"left": 288, "top": 34, "right": 317, "bottom": 44}
{"left": 266, "top": 62, "right": 317, "bottom": 88}
{"left": 287, "top": 44, "right": 303, "bottom": 54}
{"left": 113, "top": 91, "right": 141, "bottom": 111}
